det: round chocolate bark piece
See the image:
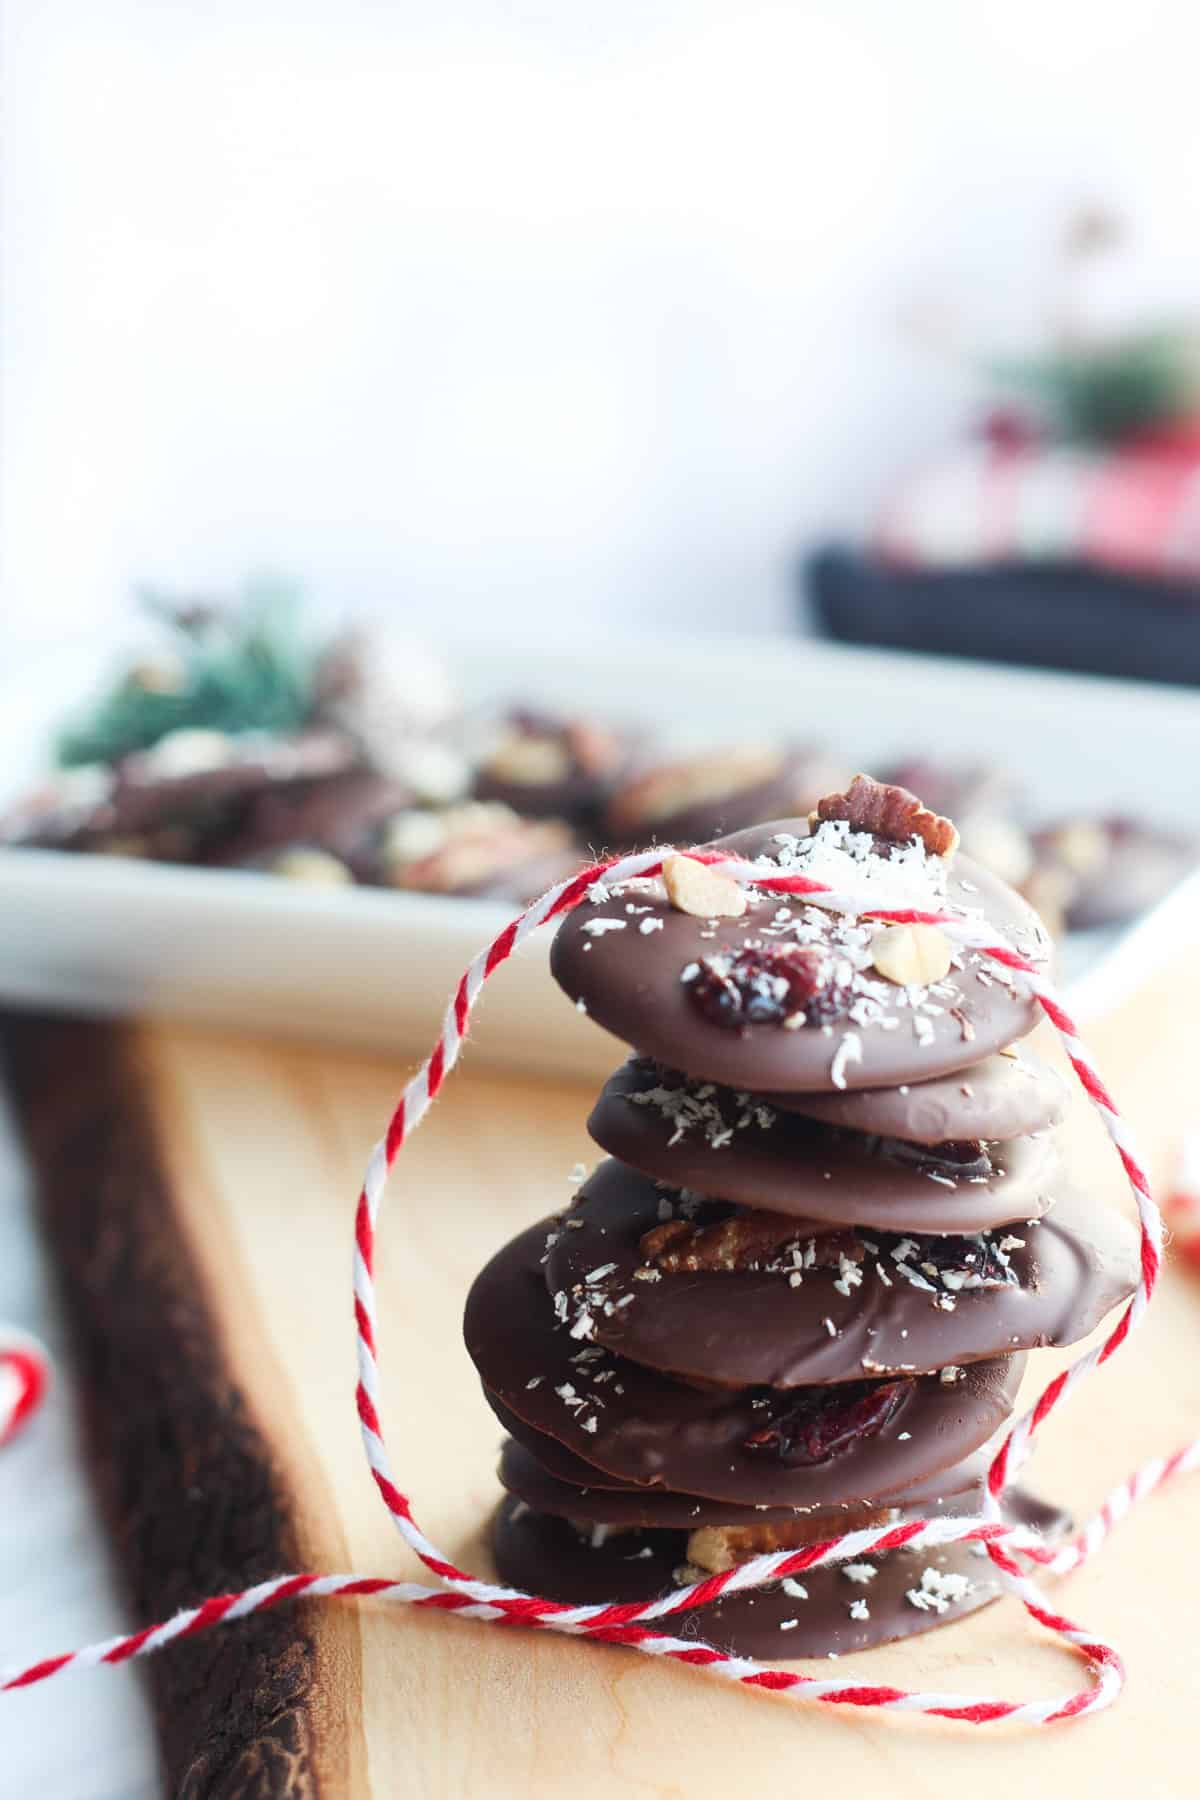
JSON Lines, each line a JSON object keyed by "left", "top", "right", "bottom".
{"left": 492, "top": 1402, "right": 1009, "bottom": 1514}
{"left": 766, "top": 1048, "right": 1068, "bottom": 1145}
{"left": 603, "top": 747, "right": 850, "bottom": 851}
{"left": 588, "top": 1062, "right": 1060, "bottom": 1232}
{"left": 1033, "top": 817, "right": 1197, "bottom": 932}
{"left": 214, "top": 769, "right": 413, "bottom": 875}
{"left": 491, "top": 1496, "right": 1009, "bottom": 1659}
{"left": 465, "top": 1219, "right": 1026, "bottom": 1505}
{"left": 545, "top": 1163, "right": 1138, "bottom": 1389}
{"left": 472, "top": 709, "right": 630, "bottom": 828}
{"left": 551, "top": 822, "right": 1049, "bottom": 1093}
{"left": 498, "top": 1436, "right": 996, "bottom": 1532}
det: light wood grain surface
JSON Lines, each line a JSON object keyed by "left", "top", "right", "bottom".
{"left": 111, "top": 944, "right": 1200, "bottom": 1799}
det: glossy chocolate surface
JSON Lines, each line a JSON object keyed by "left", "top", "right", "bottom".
{"left": 491, "top": 1496, "right": 1010, "bottom": 1659}
{"left": 465, "top": 1219, "right": 1026, "bottom": 1505}
{"left": 544, "top": 1161, "right": 1137, "bottom": 1388}
{"left": 497, "top": 1436, "right": 1001, "bottom": 1531}
{"left": 765, "top": 1048, "right": 1068, "bottom": 1144}
{"left": 552, "top": 823, "right": 1048, "bottom": 1092}
{"left": 588, "top": 1060, "right": 1061, "bottom": 1231}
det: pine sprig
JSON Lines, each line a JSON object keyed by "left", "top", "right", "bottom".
{"left": 989, "top": 325, "right": 1200, "bottom": 443}
{"left": 56, "top": 576, "right": 322, "bottom": 767}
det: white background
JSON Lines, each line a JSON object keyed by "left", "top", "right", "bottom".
{"left": 4, "top": 0, "right": 1200, "bottom": 658}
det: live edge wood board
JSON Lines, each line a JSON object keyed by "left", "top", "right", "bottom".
{"left": 4, "top": 949, "right": 1200, "bottom": 1798}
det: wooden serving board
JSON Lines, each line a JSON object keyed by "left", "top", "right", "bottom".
{"left": 5, "top": 952, "right": 1200, "bottom": 1798}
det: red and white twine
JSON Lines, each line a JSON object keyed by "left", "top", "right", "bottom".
{"left": 3, "top": 847, "right": 1196, "bottom": 1728}
{"left": 0, "top": 1332, "right": 50, "bottom": 1449}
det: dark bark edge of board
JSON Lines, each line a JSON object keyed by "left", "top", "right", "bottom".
{"left": 3, "top": 1014, "right": 332, "bottom": 1799}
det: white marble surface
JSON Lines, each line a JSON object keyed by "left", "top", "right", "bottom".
{"left": 0, "top": 1090, "right": 160, "bottom": 1800}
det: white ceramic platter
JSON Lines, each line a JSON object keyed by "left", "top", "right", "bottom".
{"left": 1, "top": 633, "right": 1197, "bottom": 1080}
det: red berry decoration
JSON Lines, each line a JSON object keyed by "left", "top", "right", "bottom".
{"left": 743, "top": 1377, "right": 915, "bottom": 1466}
{"left": 686, "top": 943, "right": 851, "bottom": 1032}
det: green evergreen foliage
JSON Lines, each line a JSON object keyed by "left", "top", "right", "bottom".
{"left": 56, "top": 576, "right": 321, "bottom": 768}
{"left": 990, "top": 326, "right": 1200, "bottom": 444}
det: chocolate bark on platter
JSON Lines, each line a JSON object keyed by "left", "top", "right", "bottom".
{"left": 465, "top": 776, "right": 1137, "bottom": 1659}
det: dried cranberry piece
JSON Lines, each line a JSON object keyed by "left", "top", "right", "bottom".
{"left": 743, "top": 1377, "right": 915, "bottom": 1466}
{"left": 903, "top": 1232, "right": 1015, "bottom": 1289}
{"left": 686, "top": 943, "right": 851, "bottom": 1033}
{"left": 878, "top": 1136, "right": 994, "bottom": 1182}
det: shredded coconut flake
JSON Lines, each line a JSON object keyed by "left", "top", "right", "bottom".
{"left": 906, "top": 1566, "right": 973, "bottom": 1613}
{"left": 830, "top": 1031, "right": 863, "bottom": 1091}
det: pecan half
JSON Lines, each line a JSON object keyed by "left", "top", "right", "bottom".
{"left": 686, "top": 1512, "right": 896, "bottom": 1573}
{"left": 639, "top": 1210, "right": 849, "bottom": 1273}
{"left": 814, "top": 774, "right": 959, "bottom": 858}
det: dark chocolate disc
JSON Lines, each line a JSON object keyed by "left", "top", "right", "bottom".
{"left": 464, "top": 1219, "right": 1026, "bottom": 1505}
{"left": 492, "top": 1401, "right": 1008, "bottom": 1514}
{"left": 544, "top": 1162, "right": 1138, "bottom": 1389}
{"left": 472, "top": 710, "right": 631, "bottom": 828}
{"left": 552, "top": 822, "right": 1049, "bottom": 1093}
{"left": 1033, "top": 817, "right": 1197, "bottom": 933}
{"left": 214, "top": 769, "right": 413, "bottom": 873}
{"left": 765, "top": 1048, "right": 1068, "bottom": 1145}
{"left": 588, "top": 1061, "right": 1060, "bottom": 1232}
{"left": 491, "top": 1496, "right": 1010, "bottom": 1659}
{"left": 497, "top": 1436, "right": 997, "bottom": 1532}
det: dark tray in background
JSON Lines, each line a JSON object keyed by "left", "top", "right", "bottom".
{"left": 806, "top": 547, "right": 1200, "bottom": 687}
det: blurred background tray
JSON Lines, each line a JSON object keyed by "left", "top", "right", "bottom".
{"left": 807, "top": 548, "right": 1200, "bottom": 686}
{"left": 2, "top": 635, "right": 1199, "bottom": 1080}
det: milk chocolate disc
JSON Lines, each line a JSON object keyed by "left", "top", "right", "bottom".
{"left": 765, "top": 1049, "right": 1068, "bottom": 1145}
{"left": 588, "top": 1061, "right": 1060, "bottom": 1232}
{"left": 464, "top": 1220, "right": 1026, "bottom": 1505}
{"left": 552, "top": 823, "right": 1048, "bottom": 1093}
{"left": 491, "top": 1496, "right": 1009, "bottom": 1659}
{"left": 544, "top": 1163, "right": 1137, "bottom": 1389}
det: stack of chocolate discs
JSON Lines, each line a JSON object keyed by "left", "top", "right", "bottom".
{"left": 464, "top": 778, "right": 1138, "bottom": 1658}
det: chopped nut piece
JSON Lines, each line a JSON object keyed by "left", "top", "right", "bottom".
{"left": 815, "top": 774, "right": 959, "bottom": 857}
{"left": 608, "top": 747, "right": 784, "bottom": 833}
{"left": 483, "top": 733, "right": 572, "bottom": 785}
{"left": 662, "top": 853, "right": 748, "bottom": 920}
{"left": 640, "top": 1210, "right": 847, "bottom": 1273}
{"left": 269, "top": 847, "right": 355, "bottom": 886}
{"left": 871, "top": 923, "right": 954, "bottom": 987}
{"left": 381, "top": 802, "right": 572, "bottom": 893}
{"left": 1044, "top": 819, "right": 1107, "bottom": 877}
{"left": 686, "top": 1513, "right": 894, "bottom": 1573}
